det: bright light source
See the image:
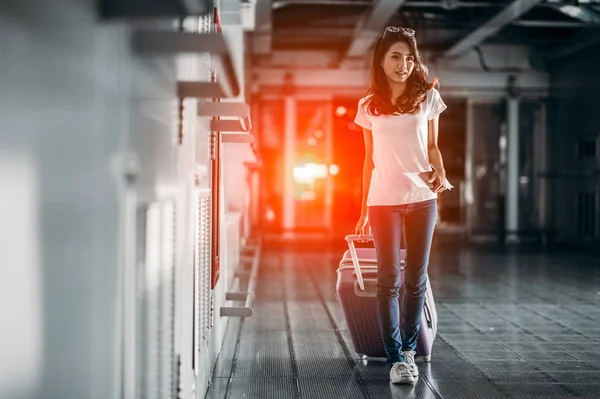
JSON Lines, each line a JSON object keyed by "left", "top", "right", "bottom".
{"left": 499, "top": 136, "right": 507, "bottom": 150}
{"left": 307, "top": 137, "right": 317, "bottom": 146}
{"left": 266, "top": 208, "right": 275, "bottom": 221}
{"left": 300, "top": 191, "right": 317, "bottom": 201}
{"left": 329, "top": 164, "right": 340, "bottom": 176}
{"left": 293, "top": 163, "right": 328, "bottom": 184}
{"left": 335, "top": 106, "right": 347, "bottom": 116}
{"left": 314, "top": 129, "right": 324, "bottom": 138}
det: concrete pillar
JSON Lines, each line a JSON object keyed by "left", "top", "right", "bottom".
{"left": 506, "top": 97, "right": 520, "bottom": 243}
{"left": 283, "top": 96, "right": 296, "bottom": 234}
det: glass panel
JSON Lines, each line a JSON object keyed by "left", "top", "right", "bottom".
{"left": 519, "top": 102, "right": 539, "bottom": 234}
{"left": 293, "top": 100, "right": 331, "bottom": 232}
{"left": 471, "top": 102, "right": 502, "bottom": 235}
{"left": 331, "top": 97, "right": 364, "bottom": 236}
{"left": 438, "top": 99, "right": 467, "bottom": 226}
{"left": 257, "top": 99, "right": 285, "bottom": 233}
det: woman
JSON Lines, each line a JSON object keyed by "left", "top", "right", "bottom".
{"left": 353, "top": 26, "right": 451, "bottom": 384}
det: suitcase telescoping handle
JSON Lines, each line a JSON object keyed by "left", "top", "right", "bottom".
{"left": 344, "top": 234, "right": 373, "bottom": 292}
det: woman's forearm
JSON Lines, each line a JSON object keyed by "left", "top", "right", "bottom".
{"left": 428, "top": 146, "right": 446, "bottom": 175}
{"left": 361, "top": 161, "right": 374, "bottom": 217}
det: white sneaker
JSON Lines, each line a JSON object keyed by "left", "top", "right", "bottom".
{"left": 403, "top": 350, "right": 419, "bottom": 377}
{"left": 389, "top": 362, "right": 416, "bottom": 384}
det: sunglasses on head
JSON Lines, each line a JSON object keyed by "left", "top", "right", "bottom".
{"left": 383, "top": 26, "right": 415, "bottom": 37}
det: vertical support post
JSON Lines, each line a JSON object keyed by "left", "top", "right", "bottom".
{"left": 249, "top": 99, "right": 261, "bottom": 234}
{"left": 210, "top": 70, "right": 221, "bottom": 289}
{"left": 464, "top": 99, "right": 475, "bottom": 240}
{"left": 534, "top": 102, "right": 548, "bottom": 246}
{"left": 325, "top": 100, "right": 334, "bottom": 235}
{"left": 250, "top": 168, "right": 260, "bottom": 233}
{"left": 498, "top": 119, "right": 507, "bottom": 246}
{"left": 283, "top": 96, "right": 296, "bottom": 236}
{"left": 506, "top": 96, "right": 520, "bottom": 244}
{"left": 121, "top": 189, "right": 138, "bottom": 399}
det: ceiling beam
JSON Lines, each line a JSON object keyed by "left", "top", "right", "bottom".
{"left": 272, "top": 0, "right": 369, "bottom": 9}
{"left": 276, "top": 27, "right": 357, "bottom": 38}
{"left": 252, "top": 67, "right": 549, "bottom": 93}
{"left": 272, "top": 0, "right": 498, "bottom": 8}
{"left": 341, "top": 0, "right": 407, "bottom": 62}
{"left": 253, "top": 0, "right": 272, "bottom": 55}
{"left": 444, "top": 0, "right": 541, "bottom": 58}
{"left": 555, "top": 5, "right": 600, "bottom": 24}
{"left": 513, "top": 20, "right": 596, "bottom": 28}
{"left": 406, "top": 1, "right": 496, "bottom": 9}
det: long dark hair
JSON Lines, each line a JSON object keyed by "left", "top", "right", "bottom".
{"left": 365, "top": 29, "right": 438, "bottom": 116}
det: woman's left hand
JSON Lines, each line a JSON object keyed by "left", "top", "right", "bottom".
{"left": 428, "top": 170, "right": 453, "bottom": 193}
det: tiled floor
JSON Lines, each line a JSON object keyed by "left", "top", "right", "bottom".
{"left": 206, "top": 237, "right": 600, "bottom": 398}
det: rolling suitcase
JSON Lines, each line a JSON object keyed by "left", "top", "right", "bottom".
{"left": 336, "top": 234, "right": 438, "bottom": 361}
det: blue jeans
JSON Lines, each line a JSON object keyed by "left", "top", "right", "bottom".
{"left": 368, "top": 199, "right": 437, "bottom": 365}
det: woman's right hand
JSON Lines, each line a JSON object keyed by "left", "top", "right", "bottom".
{"left": 355, "top": 215, "right": 371, "bottom": 237}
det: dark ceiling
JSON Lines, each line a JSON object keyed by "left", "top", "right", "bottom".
{"left": 250, "top": 0, "right": 600, "bottom": 66}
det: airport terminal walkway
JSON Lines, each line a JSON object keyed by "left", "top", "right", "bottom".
{"left": 206, "top": 238, "right": 600, "bottom": 399}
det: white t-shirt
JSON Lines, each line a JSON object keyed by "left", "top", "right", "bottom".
{"left": 354, "top": 88, "right": 447, "bottom": 206}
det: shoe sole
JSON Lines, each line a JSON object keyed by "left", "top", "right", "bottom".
{"left": 390, "top": 376, "right": 416, "bottom": 384}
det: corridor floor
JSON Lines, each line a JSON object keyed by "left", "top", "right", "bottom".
{"left": 206, "top": 238, "right": 600, "bottom": 398}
